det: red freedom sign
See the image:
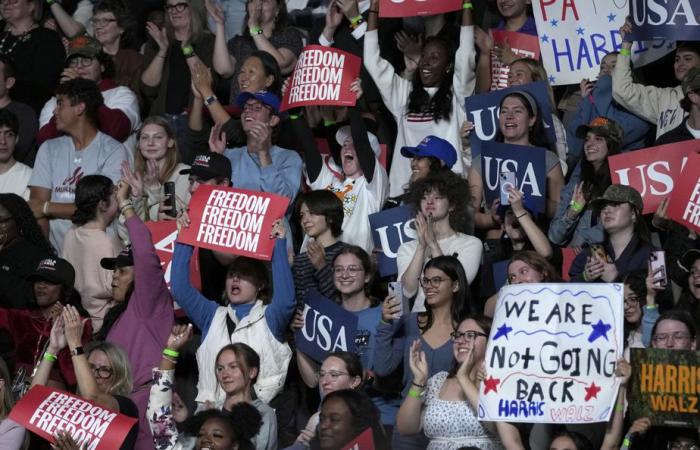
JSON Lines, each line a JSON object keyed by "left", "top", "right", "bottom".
{"left": 379, "top": 0, "right": 461, "bottom": 17}
{"left": 177, "top": 185, "right": 289, "bottom": 261}
{"left": 490, "top": 30, "right": 541, "bottom": 90}
{"left": 281, "top": 45, "right": 361, "bottom": 111}
{"left": 609, "top": 140, "right": 699, "bottom": 214}
{"left": 340, "top": 427, "right": 375, "bottom": 450}
{"left": 667, "top": 152, "right": 700, "bottom": 233}
{"left": 9, "top": 385, "right": 137, "bottom": 450}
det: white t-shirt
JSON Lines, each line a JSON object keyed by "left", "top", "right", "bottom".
{"left": 28, "top": 132, "right": 129, "bottom": 252}
{"left": 397, "top": 232, "right": 483, "bottom": 312}
{"left": 307, "top": 155, "right": 388, "bottom": 253}
{"left": 0, "top": 161, "right": 31, "bottom": 199}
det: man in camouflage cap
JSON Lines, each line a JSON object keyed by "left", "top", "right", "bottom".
{"left": 656, "top": 66, "right": 700, "bottom": 145}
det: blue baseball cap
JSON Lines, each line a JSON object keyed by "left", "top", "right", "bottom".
{"left": 400, "top": 136, "right": 457, "bottom": 169}
{"left": 235, "top": 90, "right": 281, "bottom": 114}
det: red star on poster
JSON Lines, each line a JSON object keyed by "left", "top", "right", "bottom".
{"left": 483, "top": 376, "right": 500, "bottom": 395}
{"left": 584, "top": 382, "right": 601, "bottom": 401}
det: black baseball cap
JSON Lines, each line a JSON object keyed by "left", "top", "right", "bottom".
{"left": 100, "top": 248, "right": 134, "bottom": 270}
{"left": 180, "top": 153, "right": 232, "bottom": 180}
{"left": 28, "top": 257, "right": 75, "bottom": 286}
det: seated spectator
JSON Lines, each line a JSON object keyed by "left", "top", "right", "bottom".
{"left": 549, "top": 117, "right": 622, "bottom": 247}
{"left": 378, "top": 255, "right": 474, "bottom": 449}
{"left": 122, "top": 116, "right": 191, "bottom": 221}
{"left": 0, "top": 110, "right": 32, "bottom": 199}
{"left": 656, "top": 67, "right": 700, "bottom": 145}
{"left": 295, "top": 352, "right": 363, "bottom": 447}
{"left": 209, "top": 0, "right": 302, "bottom": 100}
{"left": 170, "top": 219, "right": 294, "bottom": 406}
{"left": 293, "top": 190, "right": 347, "bottom": 305}
{"left": 28, "top": 78, "right": 129, "bottom": 252}
{"left": 0, "top": 257, "right": 91, "bottom": 390}
{"left": 566, "top": 53, "right": 650, "bottom": 162}
{"left": 302, "top": 108, "right": 388, "bottom": 253}
{"left": 398, "top": 171, "right": 481, "bottom": 312}
{"left": 569, "top": 185, "right": 655, "bottom": 282}
{"left": 37, "top": 35, "right": 141, "bottom": 150}
{"left": 0, "top": 356, "right": 24, "bottom": 450}
{"left": 61, "top": 175, "right": 123, "bottom": 332}
{"left": 396, "top": 315, "right": 503, "bottom": 449}
{"left": 615, "top": 19, "right": 700, "bottom": 138}
{"left": 32, "top": 307, "right": 138, "bottom": 448}
{"left": 99, "top": 179, "right": 175, "bottom": 450}
{"left": 364, "top": 1, "right": 475, "bottom": 198}
{"left": 0, "top": 193, "right": 53, "bottom": 309}
{"left": 0, "top": 0, "right": 66, "bottom": 114}
{"left": 0, "top": 57, "right": 37, "bottom": 165}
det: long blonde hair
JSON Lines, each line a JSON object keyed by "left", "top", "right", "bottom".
{"left": 164, "top": 0, "right": 208, "bottom": 44}
{"left": 85, "top": 342, "right": 133, "bottom": 397}
{"left": 135, "top": 116, "right": 180, "bottom": 184}
{"left": 510, "top": 57, "right": 556, "bottom": 109}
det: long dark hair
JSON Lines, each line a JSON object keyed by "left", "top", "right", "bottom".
{"left": 406, "top": 36, "right": 455, "bottom": 123}
{"left": 244, "top": 51, "right": 283, "bottom": 96}
{"left": 71, "top": 175, "right": 114, "bottom": 225}
{"left": 495, "top": 91, "right": 553, "bottom": 152}
{"left": 419, "top": 255, "right": 473, "bottom": 332}
{"left": 549, "top": 430, "right": 594, "bottom": 450}
{"left": 448, "top": 315, "right": 492, "bottom": 378}
{"left": 579, "top": 129, "right": 621, "bottom": 202}
{"left": 622, "top": 271, "right": 647, "bottom": 343}
{"left": 0, "top": 193, "right": 53, "bottom": 254}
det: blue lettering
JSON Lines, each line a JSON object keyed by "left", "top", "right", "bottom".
{"left": 551, "top": 38, "right": 574, "bottom": 72}
{"left": 590, "top": 33, "right": 608, "bottom": 65}
{"left": 498, "top": 399, "right": 545, "bottom": 417}
{"left": 576, "top": 38, "right": 593, "bottom": 70}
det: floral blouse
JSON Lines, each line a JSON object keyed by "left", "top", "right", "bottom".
{"left": 147, "top": 368, "right": 189, "bottom": 450}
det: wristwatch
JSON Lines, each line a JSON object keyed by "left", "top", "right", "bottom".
{"left": 204, "top": 94, "right": 219, "bottom": 107}
{"left": 71, "top": 346, "right": 84, "bottom": 356}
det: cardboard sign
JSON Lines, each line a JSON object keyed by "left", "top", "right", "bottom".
{"left": 9, "top": 385, "right": 137, "bottom": 450}
{"left": 629, "top": 348, "right": 700, "bottom": 428}
{"left": 146, "top": 221, "right": 201, "bottom": 292}
{"left": 609, "top": 141, "right": 697, "bottom": 214}
{"left": 533, "top": 0, "right": 674, "bottom": 85}
{"left": 281, "top": 46, "right": 361, "bottom": 111}
{"left": 369, "top": 204, "right": 417, "bottom": 277}
{"left": 490, "top": 31, "right": 541, "bottom": 91}
{"left": 177, "top": 185, "right": 289, "bottom": 261}
{"left": 464, "top": 81, "right": 557, "bottom": 156}
{"left": 379, "top": 0, "right": 461, "bottom": 17}
{"left": 629, "top": 0, "right": 700, "bottom": 41}
{"left": 480, "top": 141, "right": 548, "bottom": 215}
{"left": 340, "top": 428, "right": 375, "bottom": 450}
{"left": 479, "top": 283, "right": 624, "bottom": 423}
{"left": 295, "top": 290, "right": 359, "bottom": 363}
{"left": 667, "top": 152, "right": 700, "bottom": 234}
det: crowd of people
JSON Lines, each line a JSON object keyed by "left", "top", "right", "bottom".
{"left": 0, "top": 0, "right": 697, "bottom": 449}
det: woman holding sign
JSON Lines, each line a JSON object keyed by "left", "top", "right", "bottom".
{"left": 170, "top": 218, "right": 295, "bottom": 407}
{"left": 364, "top": 0, "right": 475, "bottom": 198}
{"left": 396, "top": 315, "right": 504, "bottom": 450}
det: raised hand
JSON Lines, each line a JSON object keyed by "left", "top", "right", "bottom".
{"left": 146, "top": 22, "right": 169, "bottom": 53}
{"left": 208, "top": 122, "right": 227, "bottom": 154}
{"left": 120, "top": 162, "right": 143, "bottom": 198}
{"left": 395, "top": 30, "right": 422, "bottom": 73}
{"left": 408, "top": 339, "right": 428, "bottom": 386}
{"left": 166, "top": 323, "right": 193, "bottom": 352}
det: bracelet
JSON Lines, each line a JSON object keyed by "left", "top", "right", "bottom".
{"left": 42, "top": 201, "right": 50, "bottom": 217}
{"left": 515, "top": 211, "right": 528, "bottom": 220}
{"left": 181, "top": 45, "right": 195, "bottom": 58}
{"left": 43, "top": 352, "right": 57, "bottom": 362}
{"left": 163, "top": 348, "right": 179, "bottom": 358}
{"left": 645, "top": 304, "right": 657, "bottom": 310}
{"left": 411, "top": 381, "right": 425, "bottom": 389}
{"left": 379, "top": 319, "right": 391, "bottom": 325}
{"left": 462, "top": 2, "right": 473, "bottom": 9}
{"left": 407, "top": 388, "right": 423, "bottom": 399}
{"left": 46, "top": 0, "right": 56, "bottom": 5}
{"left": 622, "top": 437, "right": 631, "bottom": 447}
{"left": 289, "top": 114, "right": 300, "bottom": 120}
{"left": 249, "top": 26, "right": 263, "bottom": 35}
{"left": 156, "top": 53, "right": 166, "bottom": 59}
{"left": 162, "top": 356, "right": 178, "bottom": 364}
{"left": 620, "top": 48, "right": 631, "bottom": 56}
{"left": 119, "top": 201, "right": 133, "bottom": 214}
{"left": 582, "top": 269, "right": 590, "bottom": 282}
{"left": 323, "top": 119, "right": 336, "bottom": 127}
{"left": 615, "top": 403, "right": 625, "bottom": 412}
{"left": 569, "top": 200, "right": 584, "bottom": 213}
{"left": 349, "top": 17, "right": 365, "bottom": 30}
{"left": 350, "top": 14, "right": 363, "bottom": 25}
{"left": 368, "top": 9, "right": 378, "bottom": 14}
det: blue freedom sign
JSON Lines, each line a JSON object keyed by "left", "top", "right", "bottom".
{"left": 464, "top": 81, "right": 556, "bottom": 157}
{"left": 369, "top": 204, "right": 417, "bottom": 277}
{"left": 629, "top": 0, "right": 699, "bottom": 41}
{"left": 481, "top": 141, "right": 548, "bottom": 215}
{"left": 295, "top": 290, "right": 359, "bottom": 363}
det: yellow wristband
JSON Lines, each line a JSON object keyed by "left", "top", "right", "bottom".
{"left": 462, "top": 2, "right": 473, "bottom": 9}
{"left": 620, "top": 48, "right": 631, "bottom": 56}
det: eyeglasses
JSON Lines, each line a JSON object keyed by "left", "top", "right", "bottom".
{"left": 652, "top": 332, "right": 691, "bottom": 345}
{"left": 318, "top": 370, "right": 348, "bottom": 380}
{"left": 89, "top": 364, "right": 114, "bottom": 379}
{"left": 333, "top": 265, "right": 364, "bottom": 276}
{"left": 165, "top": 2, "right": 189, "bottom": 13}
{"left": 668, "top": 442, "right": 700, "bottom": 450}
{"left": 90, "top": 17, "right": 117, "bottom": 27}
{"left": 419, "top": 276, "right": 447, "bottom": 288}
{"left": 450, "top": 330, "right": 488, "bottom": 341}
{"left": 68, "top": 56, "right": 96, "bottom": 68}
{"left": 623, "top": 295, "right": 640, "bottom": 306}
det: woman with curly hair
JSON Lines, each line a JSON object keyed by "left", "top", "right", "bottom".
{"left": 0, "top": 193, "right": 53, "bottom": 309}
{"left": 364, "top": 0, "right": 476, "bottom": 197}
{"left": 397, "top": 171, "right": 481, "bottom": 312}
{"left": 61, "top": 175, "right": 123, "bottom": 332}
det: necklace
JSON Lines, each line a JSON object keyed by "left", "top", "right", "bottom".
{"left": 0, "top": 26, "right": 34, "bottom": 57}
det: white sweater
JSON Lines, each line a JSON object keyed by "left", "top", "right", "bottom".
{"left": 363, "top": 26, "right": 476, "bottom": 197}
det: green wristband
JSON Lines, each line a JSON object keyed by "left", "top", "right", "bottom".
{"left": 407, "top": 388, "right": 423, "bottom": 399}
{"left": 43, "top": 352, "right": 58, "bottom": 362}
{"left": 250, "top": 26, "right": 263, "bottom": 35}
{"left": 620, "top": 48, "right": 631, "bottom": 56}
{"left": 163, "top": 348, "right": 179, "bottom": 358}
{"left": 570, "top": 200, "right": 584, "bottom": 213}
{"left": 323, "top": 119, "right": 336, "bottom": 127}
{"left": 350, "top": 14, "right": 363, "bottom": 25}
{"left": 462, "top": 2, "right": 473, "bottom": 9}
{"left": 181, "top": 45, "right": 195, "bottom": 58}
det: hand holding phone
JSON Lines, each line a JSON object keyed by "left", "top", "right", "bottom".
{"left": 499, "top": 171, "right": 516, "bottom": 206}
{"left": 164, "top": 181, "right": 177, "bottom": 218}
{"left": 649, "top": 251, "right": 667, "bottom": 288}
